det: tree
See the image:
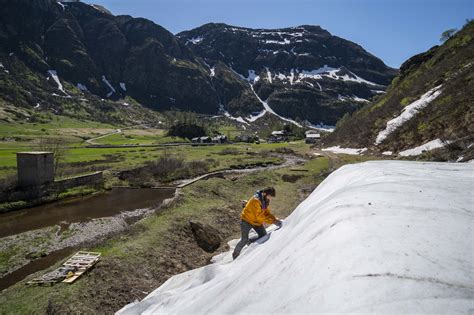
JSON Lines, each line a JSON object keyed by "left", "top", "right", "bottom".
{"left": 38, "top": 137, "right": 68, "bottom": 177}
{"left": 440, "top": 28, "right": 458, "bottom": 42}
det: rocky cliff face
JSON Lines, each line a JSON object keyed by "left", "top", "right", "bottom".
{"left": 323, "top": 21, "right": 473, "bottom": 161}
{"left": 178, "top": 24, "right": 397, "bottom": 125}
{"left": 0, "top": 0, "right": 397, "bottom": 126}
{"left": 0, "top": 0, "right": 218, "bottom": 115}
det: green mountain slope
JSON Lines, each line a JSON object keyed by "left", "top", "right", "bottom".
{"left": 324, "top": 21, "right": 473, "bottom": 160}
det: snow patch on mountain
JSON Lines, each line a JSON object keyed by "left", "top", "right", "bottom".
{"left": 102, "top": 75, "right": 116, "bottom": 97}
{"left": 246, "top": 70, "right": 259, "bottom": 83}
{"left": 120, "top": 82, "right": 126, "bottom": 91}
{"left": 219, "top": 104, "right": 249, "bottom": 125}
{"left": 76, "top": 83, "right": 87, "bottom": 91}
{"left": 375, "top": 85, "right": 443, "bottom": 145}
{"left": 262, "top": 66, "right": 378, "bottom": 87}
{"left": 264, "top": 38, "right": 291, "bottom": 45}
{"left": 265, "top": 68, "right": 272, "bottom": 83}
{"left": 399, "top": 139, "right": 448, "bottom": 156}
{"left": 307, "top": 122, "right": 335, "bottom": 132}
{"left": 186, "top": 36, "right": 204, "bottom": 45}
{"left": 57, "top": 1, "right": 66, "bottom": 11}
{"left": 246, "top": 110, "right": 267, "bottom": 122}
{"left": 249, "top": 84, "right": 302, "bottom": 127}
{"left": 47, "top": 70, "right": 68, "bottom": 95}
{"left": 322, "top": 146, "right": 367, "bottom": 155}
{"left": 118, "top": 161, "right": 474, "bottom": 315}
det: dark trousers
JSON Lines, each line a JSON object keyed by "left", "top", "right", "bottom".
{"left": 233, "top": 220, "right": 267, "bottom": 258}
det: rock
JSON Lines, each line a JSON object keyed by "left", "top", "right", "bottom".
{"left": 189, "top": 221, "right": 221, "bottom": 253}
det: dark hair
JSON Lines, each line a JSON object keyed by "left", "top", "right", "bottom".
{"left": 262, "top": 187, "right": 276, "bottom": 197}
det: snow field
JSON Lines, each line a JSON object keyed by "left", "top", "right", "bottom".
{"left": 118, "top": 161, "right": 474, "bottom": 314}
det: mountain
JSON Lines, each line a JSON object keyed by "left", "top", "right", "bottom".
{"left": 323, "top": 21, "right": 474, "bottom": 160}
{"left": 118, "top": 161, "right": 473, "bottom": 314}
{"left": 0, "top": 1, "right": 397, "bottom": 127}
{"left": 0, "top": 0, "right": 218, "bottom": 123}
{"left": 177, "top": 23, "right": 397, "bottom": 125}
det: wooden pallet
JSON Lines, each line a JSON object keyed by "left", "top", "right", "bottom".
{"left": 26, "top": 251, "right": 101, "bottom": 285}
{"left": 62, "top": 251, "right": 101, "bottom": 283}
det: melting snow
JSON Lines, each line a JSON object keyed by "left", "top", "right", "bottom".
{"left": 57, "top": 1, "right": 66, "bottom": 11}
{"left": 266, "top": 66, "right": 378, "bottom": 87}
{"left": 186, "top": 36, "right": 204, "bottom": 45}
{"left": 102, "top": 75, "right": 116, "bottom": 97}
{"left": 264, "top": 38, "right": 291, "bottom": 45}
{"left": 316, "top": 82, "right": 323, "bottom": 91}
{"left": 382, "top": 151, "right": 393, "bottom": 156}
{"left": 266, "top": 68, "right": 272, "bottom": 84}
{"left": 210, "top": 67, "right": 215, "bottom": 77}
{"left": 352, "top": 96, "right": 369, "bottom": 102}
{"left": 246, "top": 70, "right": 259, "bottom": 83}
{"left": 322, "top": 146, "right": 367, "bottom": 155}
{"left": 47, "top": 70, "right": 68, "bottom": 95}
{"left": 219, "top": 104, "right": 249, "bottom": 125}
{"left": 399, "top": 139, "right": 447, "bottom": 156}
{"left": 307, "top": 122, "right": 335, "bottom": 132}
{"left": 246, "top": 110, "right": 267, "bottom": 122}
{"left": 118, "top": 161, "right": 474, "bottom": 314}
{"left": 375, "top": 85, "right": 443, "bottom": 145}
{"left": 249, "top": 84, "right": 302, "bottom": 127}
{"left": 76, "top": 83, "right": 88, "bottom": 91}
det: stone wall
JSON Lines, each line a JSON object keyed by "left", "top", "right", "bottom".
{"left": 0, "top": 172, "right": 103, "bottom": 204}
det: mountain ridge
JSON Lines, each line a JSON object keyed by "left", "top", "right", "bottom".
{"left": 0, "top": 0, "right": 397, "bottom": 127}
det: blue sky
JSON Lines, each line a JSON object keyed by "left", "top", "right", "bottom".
{"left": 85, "top": 0, "right": 472, "bottom": 68}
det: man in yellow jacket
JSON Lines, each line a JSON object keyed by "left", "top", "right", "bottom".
{"left": 232, "top": 187, "right": 282, "bottom": 260}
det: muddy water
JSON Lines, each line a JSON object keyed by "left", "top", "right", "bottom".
{"left": 0, "top": 188, "right": 175, "bottom": 238}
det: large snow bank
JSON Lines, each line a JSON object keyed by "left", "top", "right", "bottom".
{"left": 118, "top": 161, "right": 474, "bottom": 314}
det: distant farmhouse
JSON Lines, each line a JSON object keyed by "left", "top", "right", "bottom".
{"left": 305, "top": 130, "right": 321, "bottom": 144}
{"left": 211, "top": 135, "right": 228, "bottom": 144}
{"left": 192, "top": 136, "right": 211, "bottom": 144}
{"left": 191, "top": 135, "right": 228, "bottom": 145}
{"left": 235, "top": 134, "right": 259, "bottom": 143}
{"left": 268, "top": 130, "right": 288, "bottom": 143}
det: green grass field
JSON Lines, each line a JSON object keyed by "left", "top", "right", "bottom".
{"left": 0, "top": 113, "right": 310, "bottom": 180}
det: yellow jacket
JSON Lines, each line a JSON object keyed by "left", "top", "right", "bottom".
{"left": 241, "top": 196, "right": 276, "bottom": 226}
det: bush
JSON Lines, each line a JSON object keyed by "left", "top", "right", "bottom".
{"left": 0, "top": 175, "right": 17, "bottom": 191}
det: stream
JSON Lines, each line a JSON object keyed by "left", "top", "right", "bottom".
{"left": 0, "top": 188, "right": 175, "bottom": 291}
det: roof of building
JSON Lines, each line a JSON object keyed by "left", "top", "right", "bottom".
{"left": 16, "top": 151, "right": 53, "bottom": 155}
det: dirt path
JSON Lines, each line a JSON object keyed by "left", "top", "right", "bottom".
{"left": 174, "top": 154, "right": 306, "bottom": 188}
{"left": 85, "top": 123, "right": 152, "bottom": 145}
